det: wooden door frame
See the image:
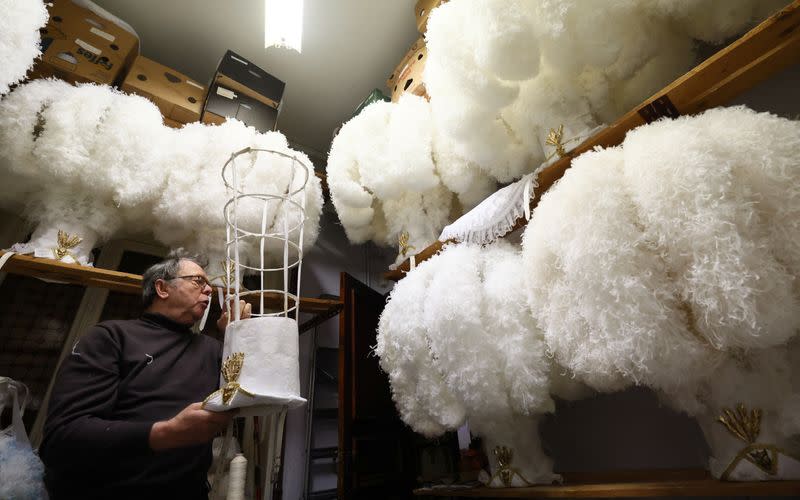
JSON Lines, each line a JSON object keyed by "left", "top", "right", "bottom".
{"left": 337, "top": 272, "right": 355, "bottom": 499}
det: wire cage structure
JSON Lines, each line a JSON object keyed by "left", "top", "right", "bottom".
{"left": 222, "top": 147, "right": 311, "bottom": 321}
{"left": 209, "top": 147, "right": 312, "bottom": 500}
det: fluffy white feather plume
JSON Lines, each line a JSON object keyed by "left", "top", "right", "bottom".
{"left": 522, "top": 146, "right": 717, "bottom": 407}
{"left": 328, "top": 0, "right": 780, "bottom": 255}
{"left": 622, "top": 106, "right": 800, "bottom": 351}
{"left": 34, "top": 83, "right": 168, "bottom": 223}
{"left": 0, "top": 80, "right": 323, "bottom": 269}
{"left": 424, "top": 0, "right": 782, "bottom": 182}
{"left": 2, "top": 83, "right": 160, "bottom": 260}
{"left": 422, "top": 241, "right": 555, "bottom": 420}
{"left": 522, "top": 106, "right": 800, "bottom": 477}
{"left": 0, "top": 78, "right": 73, "bottom": 212}
{"left": 327, "top": 100, "right": 391, "bottom": 245}
{"left": 326, "top": 94, "right": 495, "bottom": 258}
{"left": 378, "top": 240, "right": 579, "bottom": 483}
{"left": 376, "top": 249, "right": 467, "bottom": 437}
{"left": 0, "top": 0, "right": 48, "bottom": 95}
{"left": 152, "top": 122, "right": 252, "bottom": 275}
{"left": 152, "top": 121, "right": 323, "bottom": 279}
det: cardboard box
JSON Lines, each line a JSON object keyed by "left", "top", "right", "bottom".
{"left": 389, "top": 38, "right": 428, "bottom": 102}
{"left": 202, "top": 82, "right": 279, "bottom": 133}
{"left": 31, "top": 0, "right": 139, "bottom": 86}
{"left": 162, "top": 117, "right": 184, "bottom": 129}
{"left": 121, "top": 56, "right": 205, "bottom": 124}
{"left": 386, "top": 37, "right": 424, "bottom": 91}
{"left": 212, "top": 50, "right": 285, "bottom": 109}
{"left": 415, "top": 0, "right": 448, "bottom": 34}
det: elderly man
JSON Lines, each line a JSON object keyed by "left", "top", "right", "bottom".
{"left": 40, "top": 256, "right": 251, "bottom": 500}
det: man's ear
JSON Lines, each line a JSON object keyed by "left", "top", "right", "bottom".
{"left": 154, "top": 279, "right": 171, "bottom": 300}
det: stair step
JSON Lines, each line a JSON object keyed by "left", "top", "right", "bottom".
{"left": 308, "top": 488, "right": 337, "bottom": 500}
{"left": 310, "top": 446, "right": 338, "bottom": 460}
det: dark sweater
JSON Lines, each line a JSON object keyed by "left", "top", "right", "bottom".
{"left": 40, "top": 313, "right": 222, "bottom": 500}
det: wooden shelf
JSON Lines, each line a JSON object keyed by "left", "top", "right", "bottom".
{"left": 414, "top": 469, "right": 800, "bottom": 498}
{"left": 386, "top": 0, "right": 800, "bottom": 282}
{"left": 0, "top": 251, "right": 342, "bottom": 318}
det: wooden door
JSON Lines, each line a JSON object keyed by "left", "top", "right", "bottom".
{"left": 337, "top": 273, "right": 414, "bottom": 499}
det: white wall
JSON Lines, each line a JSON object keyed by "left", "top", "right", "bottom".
{"left": 282, "top": 202, "right": 394, "bottom": 500}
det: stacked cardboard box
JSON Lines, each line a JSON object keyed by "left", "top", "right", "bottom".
{"left": 387, "top": 37, "right": 428, "bottom": 102}
{"left": 121, "top": 56, "right": 206, "bottom": 125}
{"left": 31, "top": 0, "right": 139, "bottom": 86}
{"left": 202, "top": 50, "right": 285, "bottom": 133}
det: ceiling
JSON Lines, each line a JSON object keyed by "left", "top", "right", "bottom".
{"left": 93, "top": 0, "right": 420, "bottom": 162}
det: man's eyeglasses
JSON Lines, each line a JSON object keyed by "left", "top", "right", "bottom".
{"left": 171, "top": 275, "right": 211, "bottom": 289}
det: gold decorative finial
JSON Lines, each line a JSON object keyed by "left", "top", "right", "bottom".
{"left": 53, "top": 230, "right": 82, "bottom": 261}
{"left": 545, "top": 124, "right": 567, "bottom": 158}
{"left": 544, "top": 124, "right": 584, "bottom": 162}
{"left": 493, "top": 446, "right": 515, "bottom": 486}
{"left": 399, "top": 230, "right": 415, "bottom": 257}
{"left": 201, "top": 352, "right": 254, "bottom": 408}
{"left": 718, "top": 404, "right": 762, "bottom": 444}
{"left": 717, "top": 404, "right": 777, "bottom": 476}
{"left": 221, "top": 352, "right": 252, "bottom": 405}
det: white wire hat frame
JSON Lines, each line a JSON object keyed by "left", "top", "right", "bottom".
{"left": 221, "top": 147, "right": 311, "bottom": 323}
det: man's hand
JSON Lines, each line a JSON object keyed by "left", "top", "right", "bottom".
{"left": 149, "top": 402, "right": 236, "bottom": 451}
{"left": 216, "top": 299, "right": 252, "bottom": 331}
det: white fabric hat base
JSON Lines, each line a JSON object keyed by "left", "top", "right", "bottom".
{"left": 203, "top": 392, "right": 305, "bottom": 415}
{"left": 477, "top": 415, "right": 562, "bottom": 488}
{"left": 203, "top": 316, "right": 306, "bottom": 413}
{"left": 715, "top": 452, "right": 800, "bottom": 481}
{"left": 698, "top": 413, "right": 800, "bottom": 481}
{"left": 9, "top": 222, "right": 97, "bottom": 266}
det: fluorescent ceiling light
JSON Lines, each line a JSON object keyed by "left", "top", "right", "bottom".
{"left": 265, "top": 0, "right": 304, "bottom": 53}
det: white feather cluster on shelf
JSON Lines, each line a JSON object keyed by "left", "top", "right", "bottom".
{"left": 0, "top": 0, "right": 48, "bottom": 96}
{"left": 379, "top": 106, "right": 800, "bottom": 484}
{"left": 521, "top": 106, "right": 800, "bottom": 480}
{"left": 327, "top": 0, "right": 783, "bottom": 261}
{"left": 0, "top": 80, "right": 323, "bottom": 270}
{"left": 327, "top": 94, "right": 493, "bottom": 261}
{"left": 376, "top": 239, "right": 588, "bottom": 485}
{"left": 522, "top": 146, "right": 720, "bottom": 405}
{"left": 425, "top": 0, "right": 784, "bottom": 182}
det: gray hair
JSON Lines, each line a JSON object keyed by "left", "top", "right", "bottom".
{"left": 141, "top": 255, "right": 204, "bottom": 308}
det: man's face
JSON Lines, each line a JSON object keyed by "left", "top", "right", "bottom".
{"left": 163, "top": 260, "right": 213, "bottom": 324}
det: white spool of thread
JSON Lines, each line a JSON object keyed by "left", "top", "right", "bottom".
{"left": 227, "top": 453, "right": 247, "bottom": 500}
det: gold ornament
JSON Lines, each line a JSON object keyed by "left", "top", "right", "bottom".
{"left": 718, "top": 404, "right": 762, "bottom": 444}
{"left": 220, "top": 352, "right": 254, "bottom": 405}
{"left": 213, "top": 260, "right": 237, "bottom": 289}
{"left": 494, "top": 446, "right": 515, "bottom": 486}
{"left": 544, "top": 124, "right": 582, "bottom": 162}
{"left": 399, "top": 230, "right": 416, "bottom": 257}
{"left": 53, "top": 230, "right": 82, "bottom": 261}
{"left": 545, "top": 125, "right": 567, "bottom": 159}
{"left": 717, "top": 403, "right": 777, "bottom": 477}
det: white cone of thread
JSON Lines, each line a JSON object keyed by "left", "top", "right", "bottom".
{"left": 226, "top": 453, "right": 247, "bottom": 500}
